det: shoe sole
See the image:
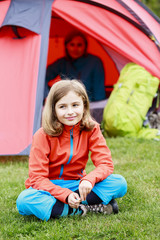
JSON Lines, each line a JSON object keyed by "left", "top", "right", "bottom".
{"left": 80, "top": 203, "right": 113, "bottom": 216}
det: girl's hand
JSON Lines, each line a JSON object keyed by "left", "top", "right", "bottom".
{"left": 79, "top": 180, "right": 93, "bottom": 201}
{"left": 67, "top": 192, "right": 81, "bottom": 209}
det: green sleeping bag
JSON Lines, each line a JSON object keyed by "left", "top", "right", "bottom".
{"left": 103, "top": 63, "right": 159, "bottom": 138}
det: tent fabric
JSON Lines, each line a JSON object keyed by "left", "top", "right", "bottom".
{"left": 0, "top": 0, "right": 53, "bottom": 155}
{"left": 0, "top": 0, "right": 160, "bottom": 155}
{"left": 2, "top": 0, "right": 50, "bottom": 34}
{"left": 121, "top": 0, "right": 160, "bottom": 41}
{"left": 52, "top": 0, "right": 160, "bottom": 78}
{"left": 116, "top": 0, "right": 160, "bottom": 41}
{"left": 0, "top": 27, "right": 40, "bottom": 155}
{"left": 30, "top": 0, "right": 53, "bottom": 155}
{"left": 0, "top": 0, "right": 11, "bottom": 27}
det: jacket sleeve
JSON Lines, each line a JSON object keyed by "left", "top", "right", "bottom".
{"left": 25, "top": 129, "right": 72, "bottom": 203}
{"left": 81, "top": 123, "right": 114, "bottom": 186}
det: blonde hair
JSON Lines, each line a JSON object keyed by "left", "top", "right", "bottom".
{"left": 42, "top": 79, "right": 95, "bottom": 136}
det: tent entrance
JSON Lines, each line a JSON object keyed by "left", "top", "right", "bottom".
{"left": 46, "top": 13, "right": 119, "bottom": 97}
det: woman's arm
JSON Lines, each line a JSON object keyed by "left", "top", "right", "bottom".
{"left": 92, "top": 57, "right": 106, "bottom": 101}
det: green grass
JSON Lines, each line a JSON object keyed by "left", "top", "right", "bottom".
{"left": 0, "top": 137, "right": 160, "bottom": 240}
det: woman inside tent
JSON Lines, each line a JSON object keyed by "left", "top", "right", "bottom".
{"left": 45, "top": 31, "right": 106, "bottom": 102}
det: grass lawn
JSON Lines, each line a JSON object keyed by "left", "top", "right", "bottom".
{"left": 0, "top": 137, "right": 159, "bottom": 240}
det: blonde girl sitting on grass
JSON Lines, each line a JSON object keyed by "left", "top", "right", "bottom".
{"left": 16, "top": 79, "right": 127, "bottom": 221}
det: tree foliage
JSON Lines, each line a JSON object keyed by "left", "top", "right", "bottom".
{"left": 142, "top": 0, "right": 160, "bottom": 17}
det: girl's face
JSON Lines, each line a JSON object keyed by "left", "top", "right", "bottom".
{"left": 66, "top": 36, "right": 86, "bottom": 59}
{"left": 55, "top": 90, "right": 84, "bottom": 126}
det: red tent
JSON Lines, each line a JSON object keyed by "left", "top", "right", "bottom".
{"left": 0, "top": 0, "right": 160, "bottom": 155}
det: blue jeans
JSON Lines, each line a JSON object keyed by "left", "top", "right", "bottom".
{"left": 16, "top": 174, "right": 127, "bottom": 221}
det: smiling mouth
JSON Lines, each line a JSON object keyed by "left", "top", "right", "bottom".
{"left": 66, "top": 117, "right": 76, "bottom": 121}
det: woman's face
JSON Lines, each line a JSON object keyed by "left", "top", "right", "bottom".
{"left": 66, "top": 36, "right": 86, "bottom": 59}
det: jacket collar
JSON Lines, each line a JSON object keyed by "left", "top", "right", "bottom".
{"left": 63, "top": 122, "right": 81, "bottom": 137}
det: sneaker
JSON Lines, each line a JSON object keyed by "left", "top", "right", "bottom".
{"left": 79, "top": 204, "right": 88, "bottom": 216}
{"left": 109, "top": 199, "right": 119, "bottom": 214}
{"left": 79, "top": 203, "right": 113, "bottom": 216}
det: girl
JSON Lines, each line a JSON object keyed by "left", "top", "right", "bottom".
{"left": 16, "top": 80, "right": 127, "bottom": 221}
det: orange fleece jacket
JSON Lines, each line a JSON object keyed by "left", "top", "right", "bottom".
{"left": 25, "top": 122, "right": 114, "bottom": 203}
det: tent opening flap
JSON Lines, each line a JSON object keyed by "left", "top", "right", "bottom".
{"left": 46, "top": 15, "right": 119, "bottom": 94}
{"left": 0, "top": 26, "right": 41, "bottom": 155}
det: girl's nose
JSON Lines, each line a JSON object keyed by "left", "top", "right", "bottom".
{"left": 67, "top": 107, "right": 74, "bottom": 115}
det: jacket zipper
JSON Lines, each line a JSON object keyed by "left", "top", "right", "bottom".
{"left": 59, "top": 128, "right": 74, "bottom": 178}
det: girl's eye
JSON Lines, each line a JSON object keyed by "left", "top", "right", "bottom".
{"left": 73, "top": 104, "right": 78, "bottom": 107}
{"left": 59, "top": 105, "right": 65, "bottom": 109}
